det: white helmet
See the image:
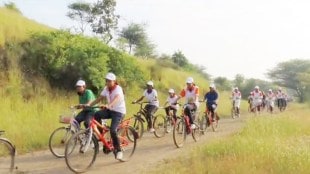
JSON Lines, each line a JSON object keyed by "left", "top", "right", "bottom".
{"left": 168, "top": 88, "right": 175, "bottom": 93}
{"left": 75, "top": 80, "right": 86, "bottom": 87}
{"left": 254, "top": 86, "right": 259, "bottom": 89}
{"left": 209, "top": 83, "right": 215, "bottom": 88}
{"left": 105, "top": 72, "right": 116, "bottom": 81}
{"left": 186, "top": 77, "right": 194, "bottom": 84}
{"left": 146, "top": 81, "right": 154, "bottom": 86}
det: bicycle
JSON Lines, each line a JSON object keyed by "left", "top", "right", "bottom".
{"left": 173, "top": 104, "right": 201, "bottom": 148}
{"left": 48, "top": 106, "right": 80, "bottom": 158}
{"left": 64, "top": 111, "right": 138, "bottom": 173}
{"left": 153, "top": 105, "right": 178, "bottom": 138}
{"left": 231, "top": 100, "right": 240, "bottom": 119}
{"left": 199, "top": 101, "right": 219, "bottom": 133}
{"left": 0, "top": 130, "right": 16, "bottom": 173}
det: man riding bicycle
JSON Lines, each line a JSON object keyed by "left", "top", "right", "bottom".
{"left": 163, "top": 88, "right": 179, "bottom": 122}
{"left": 231, "top": 87, "right": 241, "bottom": 117}
{"left": 251, "top": 86, "right": 263, "bottom": 113}
{"left": 176, "top": 77, "right": 200, "bottom": 130}
{"left": 85, "top": 72, "right": 126, "bottom": 160}
{"left": 74, "top": 80, "right": 97, "bottom": 128}
{"left": 133, "top": 81, "right": 159, "bottom": 133}
{"left": 204, "top": 84, "right": 219, "bottom": 121}
{"left": 266, "top": 89, "right": 275, "bottom": 113}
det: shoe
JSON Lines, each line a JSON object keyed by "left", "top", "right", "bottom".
{"left": 149, "top": 128, "right": 155, "bottom": 133}
{"left": 190, "top": 124, "right": 196, "bottom": 129}
{"left": 116, "top": 151, "right": 123, "bottom": 160}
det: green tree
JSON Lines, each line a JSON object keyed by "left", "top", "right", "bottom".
{"left": 134, "top": 38, "right": 156, "bottom": 58}
{"left": 267, "top": 59, "right": 310, "bottom": 102}
{"left": 119, "top": 23, "right": 146, "bottom": 54}
{"left": 67, "top": 2, "right": 92, "bottom": 34}
{"left": 213, "top": 77, "right": 231, "bottom": 91}
{"left": 171, "top": 50, "right": 188, "bottom": 67}
{"left": 4, "top": 2, "right": 21, "bottom": 14}
{"left": 233, "top": 74, "right": 245, "bottom": 89}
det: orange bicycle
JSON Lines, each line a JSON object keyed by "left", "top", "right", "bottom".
{"left": 64, "top": 110, "right": 138, "bottom": 173}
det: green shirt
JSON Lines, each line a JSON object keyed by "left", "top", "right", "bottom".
{"left": 79, "top": 89, "right": 98, "bottom": 111}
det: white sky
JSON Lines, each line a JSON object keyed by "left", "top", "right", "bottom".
{"left": 5, "top": 0, "right": 310, "bottom": 80}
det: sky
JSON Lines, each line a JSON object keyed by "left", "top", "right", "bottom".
{"left": 4, "top": 0, "right": 310, "bottom": 80}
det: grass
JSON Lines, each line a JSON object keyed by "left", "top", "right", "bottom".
{"left": 150, "top": 104, "right": 310, "bottom": 174}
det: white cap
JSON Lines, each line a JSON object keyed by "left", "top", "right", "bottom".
{"left": 147, "top": 81, "right": 154, "bottom": 86}
{"left": 186, "top": 77, "right": 194, "bottom": 84}
{"left": 75, "top": 80, "right": 86, "bottom": 87}
{"left": 234, "top": 87, "right": 238, "bottom": 90}
{"left": 254, "top": 86, "right": 259, "bottom": 89}
{"left": 209, "top": 83, "right": 215, "bottom": 88}
{"left": 168, "top": 88, "right": 175, "bottom": 93}
{"left": 105, "top": 72, "right": 116, "bottom": 81}
{"left": 268, "top": 89, "right": 272, "bottom": 92}
{"left": 278, "top": 87, "right": 282, "bottom": 90}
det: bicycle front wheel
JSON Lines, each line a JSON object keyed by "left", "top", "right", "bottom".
{"left": 153, "top": 114, "right": 166, "bottom": 138}
{"left": 173, "top": 118, "right": 186, "bottom": 148}
{"left": 130, "top": 116, "right": 144, "bottom": 140}
{"left": 118, "top": 126, "right": 137, "bottom": 162}
{"left": 0, "top": 138, "right": 15, "bottom": 173}
{"left": 192, "top": 122, "right": 201, "bottom": 142}
{"left": 49, "top": 127, "right": 73, "bottom": 158}
{"left": 65, "top": 129, "right": 98, "bottom": 173}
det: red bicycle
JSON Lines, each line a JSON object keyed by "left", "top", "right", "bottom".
{"left": 64, "top": 111, "right": 138, "bottom": 173}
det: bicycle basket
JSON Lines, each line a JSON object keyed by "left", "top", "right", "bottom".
{"left": 59, "top": 115, "right": 73, "bottom": 124}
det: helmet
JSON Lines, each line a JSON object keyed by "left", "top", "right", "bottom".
{"left": 209, "top": 83, "right": 215, "bottom": 88}
{"left": 75, "top": 80, "right": 86, "bottom": 87}
{"left": 146, "top": 81, "right": 154, "bottom": 86}
{"left": 168, "top": 88, "right": 175, "bottom": 93}
{"left": 105, "top": 72, "right": 116, "bottom": 81}
{"left": 186, "top": 77, "right": 194, "bottom": 84}
{"left": 254, "top": 86, "right": 259, "bottom": 89}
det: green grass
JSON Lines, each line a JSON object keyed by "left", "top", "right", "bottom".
{"left": 150, "top": 104, "right": 310, "bottom": 174}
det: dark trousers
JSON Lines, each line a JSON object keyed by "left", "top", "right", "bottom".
{"left": 144, "top": 104, "right": 158, "bottom": 129}
{"left": 94, "top": 109, "right": 124, "bottom": 152}
{"left": 75, "top": 110, "right": 94, "bottom": 128}
{"left": 184, "top": 104, "right": 196, "bottom": 124}
{"left": 165, "top": 106, "right": 177, "bottom": 119}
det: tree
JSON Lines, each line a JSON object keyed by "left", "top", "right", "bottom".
{"left": 4, "top": 2, "right": 21, "bottom": 14}
{"left": 134, "top": 38, "right": 156, "bottom": 58}
{"left": 233, "top": 74, "right": 245, "bottom": 89}
{"left": 90, "top": 0, "right": 119, "bottom": 44}
{"left": 67, "top": 2, "right": 92, "bottom": 34}
{"left": 171, "top": 50, "right": 188, "bottom": 67}
{"left": 213, "top": 77, "right": 231, "bottom": 91}
{"left": 267, "top": 59, "right": 310, "bottom": 102}
{"left": 119, "top": 23, "right": 147, "bottom": 54}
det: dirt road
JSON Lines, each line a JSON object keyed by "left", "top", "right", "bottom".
{"left": 13, "top": 117, "right": 246, "bottom": 174}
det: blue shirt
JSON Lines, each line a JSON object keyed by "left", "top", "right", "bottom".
{"left": 204, "top": 91, "right": 218, "bottom": 106}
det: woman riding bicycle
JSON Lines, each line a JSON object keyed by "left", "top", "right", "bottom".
{"left": 163, "top": 88, "right": 179, "bottom": 122}
{"left": 85, "top": 72, "right": 126, "bottom": 160}
{"left": 204, "top": 84, "right": 219, "bottom": 121}
{"left": 74, "top": 80, "right": 97, "bottom": 128}
{"left": 231, "top": 87, "right": 241, "bottom": 117}
{"left": 176, "top": 77, "right": 200, "bottom": 130}
{"left": 133, "top": 81, "right": 159, "bottom": 133}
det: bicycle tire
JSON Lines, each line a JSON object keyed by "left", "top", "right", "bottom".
{"left": 65, "top": 129, "right": 98, "bottom": 173}
{"left": 231, "top": 107, "right": 235, "bottom": 119}
{"left": 173, "top": 118, "right": 186, "bottom": 148}
{"left": 210, "top": 117, "right": 219, "bottom": 132}
{"left": 0, "top": 138, "right": 15, "bottom": 173}
{"left": 153, "top": 114, "right": 166, "bottom": 138}
{"left": 130, "top": 116, "right": 144, "bottom": 140}
{"left": 198, "top": 115, "right": 207, "bottom": 134}
{"left": 165, "top": 116, "right": 174, "bottom": 133}
{"left": 192, "top": 122, "right": 201, "bottom": 142}
{"left": 49, "top": 127, "right": 73, "bottom": 158}
{"left": 118, "top": 126, "right": 137, "bottom": 162}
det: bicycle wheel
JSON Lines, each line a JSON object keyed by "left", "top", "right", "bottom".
{"left": 231, "top": 107, "right": 235, "bottom": 119}
{"left": 210, "top": 116, "right": 219, "bottom": 132}
{"left": 173, "top": 118, "right": 186, "bottom": 148}
{"left": 192, "top": 122, "right": 201, "bottom": 142}
{"left": 49, "top": 127, "right": 73, "bottom": 158}
{"left": 65, "top": 129, "right": 98, "bottom": 173}
{"left": 153, "top": 114, "right": 166, "bottom": 138}
{"left": 118, "top": 126, "right": 137, "bottom": 162}
{"left": 130, "top": 116, "right": 144, "bottom": 140}
{"left": 0, "top": 138, "right": 15, "bottom": 173}
{"left": 199, "top": 115, "right": 207, "bottom": 134}
{"left": 165, "top": 116, "right": 174, "bottom": 133}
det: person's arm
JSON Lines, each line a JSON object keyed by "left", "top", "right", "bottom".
{"left": 88, "top": 95, "right": 105, "bottom": 107}
{"left": 107, "top": 94, "right": 120, "bottom": 109}
{"left": 134, "top": 96, "right": 144, "bottom": 103}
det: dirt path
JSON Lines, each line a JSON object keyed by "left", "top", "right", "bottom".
{"left": 13, "top": 117, "right": 246, "bottom": 174}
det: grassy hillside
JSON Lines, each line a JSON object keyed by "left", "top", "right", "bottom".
{"left": 0, "top": 7, "right": 51, "bottom": 46}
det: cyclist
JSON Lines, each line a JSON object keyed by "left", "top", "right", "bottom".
{"left": 248, "top": 92, "right": 254, "bottom": 112}
{"left": 163, "top": 88, "right": 179, "bottom": 122}
{"left": 251, "top": 86, "right": 263, "bottom": 113}
{"left": 276, "top": 87, "right": 286, "bottom": 110}
{"left": 86, "top": 72, "right": 126, "bottom": 160}
{"left": 266, "top": 89, "right": 275, "bottom": 113}
{"left": 74, "top": 80, "right": 97, "bottom": 128}
{"left": 176, "top": 77, "right": 200, "bottom": 129}
{"left": 231, "top": 87, "right": 241, "bottom": 117}
{"left": 133, "top": 81, "right": 159, "bottom": 133}
{"left": 204, "top": 84, "right": 219, "bottom": 121}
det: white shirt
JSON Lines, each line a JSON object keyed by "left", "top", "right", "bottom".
{"left": 143, "top": 89, "right": 159, "bottom": 107}
{"left": 166, "top": 95, "right": 179, "bottom": 109}
{"left": 232, "top": 91, "right": 242, "bottom": 100}
{"left": 100, "top": 85, "right": 126, "bottom": 114}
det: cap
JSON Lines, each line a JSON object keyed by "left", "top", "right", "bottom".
{"left": 254, "top": 86, "right": 259, "bottom": 89}
{"left": 105, "top": 72, "right": 116, "bottom": 81}
{"left": 268, "top": 89, "right": 272, "bottom": 92}
{"left": 168, "top": 88, "right": 175, "bottom": 93}
{"left": 186, "top": 77, "right": 194, "bottom": 84}
{"left": 147, "top": 81, "right": 154, "bottom": 86}
{"left": 75, "top": 80, "right": 86, "bottom": 87}
{"left": 209, "top": 83, "right": 215, "bottom": 88}
{"left": 234, "top": 87, "right": 238, "bottom": 90}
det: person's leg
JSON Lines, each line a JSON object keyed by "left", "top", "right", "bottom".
{"left": 184, "top": 105, "right": 193, "bottom": 124}
{"left": 109, "top": 111, "right": 123, "bottom": 154}
{"left": 165, "top": 106, "right": 170, "bottom": 116}
{"left": 144, "top": 104, "right": 152, "bottom": 130}
{"left": 83, "top": 111, "right": 94, "bottom": 128}
{"left": 74, "top": 111, "right": 86, "bottom": 126}
{"left": 94, "top": 109, "right": 110, "bottom": 132}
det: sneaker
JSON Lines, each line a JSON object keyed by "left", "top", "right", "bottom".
{"left": 149, "top": 128, "right": 155, "bottom": 133}
{"left": 190, "top": 124, "right": 196, "bottom": 129}
{"left": 116, "top": 151, "right": 123, "bottom": 160}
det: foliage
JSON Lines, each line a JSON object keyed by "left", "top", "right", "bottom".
{"left": 213, "top": 76, "right": 231, "bottom": 91}
{"left": 171, "top": 50, "right": 188, "bottom": 67}
{"left": 67, "top": 2, "right": 92, "bottom": 34}
{"left": 119, "top": 23, "right": 146, "bottom": 54}
{"left": 3, "top": 2, "right": 21, "bottom": 14}
{"left": 267, "top": 59, "right": 310, "bottom": 102}
{"left": 134, "top": 38, "right": 156, "bottom": 58}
